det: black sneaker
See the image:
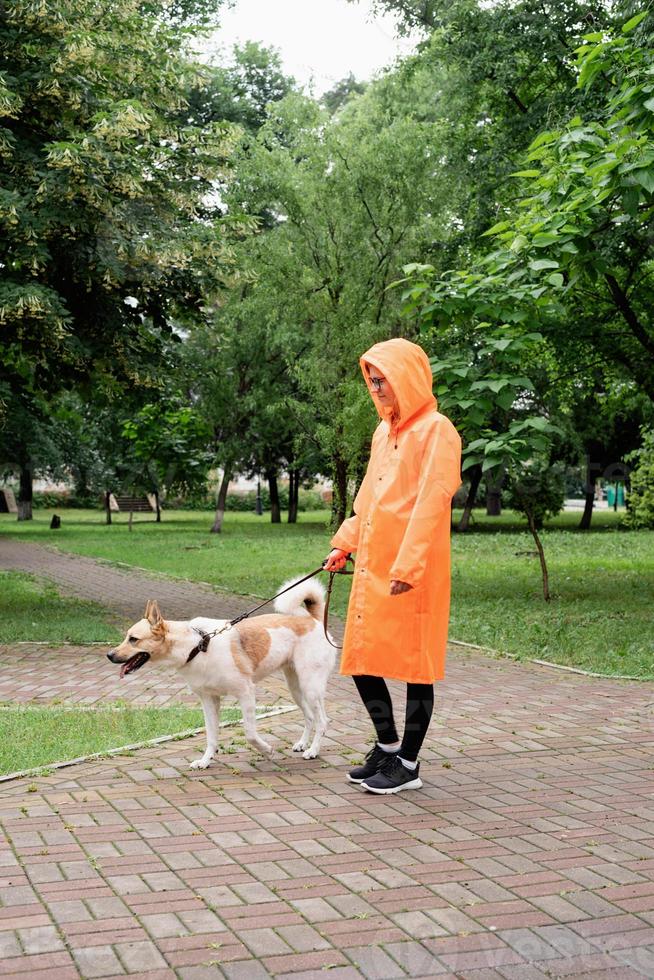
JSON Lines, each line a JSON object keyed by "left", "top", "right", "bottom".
{"left": 346, "top": 744, "right": 398, "bottom": 784}
{"left": 361, "top": 755, "right": 423, "bottom": 794}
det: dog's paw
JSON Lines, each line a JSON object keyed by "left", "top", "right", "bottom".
{"left": 292, "top": 739, "right": 308, "bottom": 752}
{"left": 189, "top": 757, "right": 212, "bottom": 770}
{"left": 302, "top": 748, "right": 319, "bottom": 760}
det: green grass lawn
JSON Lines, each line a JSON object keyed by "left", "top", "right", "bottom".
{"left": 0, "top": 570, "right": 123, "bottom": 644}
{"left": 0, "top": 703, "right": 249, "bottom": 777}
{"left": 1, "top": 507, "right": 652, "bottom": 677}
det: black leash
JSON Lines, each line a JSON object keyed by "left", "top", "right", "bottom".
{"left": 185, "top": 557, "right": 354, "bottom": 664}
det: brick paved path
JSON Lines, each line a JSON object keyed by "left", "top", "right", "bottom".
{"left": 2, "top": 541, "right": 654, "bottom": 977}
{"left": 0, "top": 643, "right": 198, "bottom": 707}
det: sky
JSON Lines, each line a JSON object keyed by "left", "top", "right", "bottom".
{"left": 202, "top": 0, "right": 420, "bottom": 95}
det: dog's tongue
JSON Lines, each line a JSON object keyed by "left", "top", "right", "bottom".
{"left": 120, "top": 653, "right": 140, "bottom": 678}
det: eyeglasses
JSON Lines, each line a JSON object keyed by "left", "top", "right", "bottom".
{"left": 368, "top": 377, "right": 387, "bottom": 391}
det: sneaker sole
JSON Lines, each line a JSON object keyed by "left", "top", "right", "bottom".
{"left": 360, "top": 777, "right": 423, "bottom": 794}
{"left": 346, "top": 774, "right": 366, "bottom": 784}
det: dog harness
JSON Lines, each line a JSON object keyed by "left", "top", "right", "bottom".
{"left": 184, "top": 559, "right": 354, "bottom": 665}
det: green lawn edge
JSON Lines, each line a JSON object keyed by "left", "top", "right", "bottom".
{"left": 0, "top": 703, "right": 290, "bottom": 779}
{"left": 0, "top": 569, "right": 123, "bottom": 644}
{"left": 1, "top": 508, "right": 652, "bottom": 679}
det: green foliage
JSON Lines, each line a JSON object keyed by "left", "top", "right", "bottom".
{"left": 429, "top": 327, "right": 561, "bottom": 476}
{"left": 121, "top": 399, "right": 212, "bottom": 496}
{"left": 506, "top": 460, "right": 566, "bottom": 531}
{"left": 322, "top": 73, "right": 367, "bottom": 114}
{"left": 219, "top": 84, "right": 448, "bottom": 517}
{"left": 402, "top": 16, "right": 654, "bottom": 398}
{"left": 187, "top": 41, "right": 296, "bottom": 133}
{"left": 0, "top": 389, "right": 66, "bottom": 500}
{"left": 625, "top": 429, "right": 654, "bottom": 528}
{"left": 223, "top": 488, "right": 329, "bottom": 513}
{"left": 364, "top": 0, "right": 611, "bottom": 256}
{"left": 0, "top": 0, "right": 253, "bottom": 510}
{"left": 164, "top": 488, "right": 330, "bottom": 512}
{"left": 32, "top": 490, "right": 97, "bottom": 509}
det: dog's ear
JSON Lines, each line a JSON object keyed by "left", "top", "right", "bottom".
{"left": 144, "top": 600, "right": 163, "bottom": 626}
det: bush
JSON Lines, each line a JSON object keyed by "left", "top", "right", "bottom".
{"left": 165, "top": 488, "right": 330, "bottom": 512}
{"left": 164, "top": 493, "right": 214, "bottom": 511}
{"left": 29, "top": 486, "right": 330, "bottom": 513}
{"left": 32, "top": 490, "right": 99, "bottom": 509}
{"left": 625, "top": 430, "right": 654, "bottom": 529}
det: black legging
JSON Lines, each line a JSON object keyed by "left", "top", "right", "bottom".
{"left": 353, "top": 674, "right": 434, "bottom": 762}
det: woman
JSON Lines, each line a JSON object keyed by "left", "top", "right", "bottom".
{"left": 324, "top": 338, "right": 461, "bottom": 794}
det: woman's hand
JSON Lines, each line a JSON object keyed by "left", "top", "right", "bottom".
{"left": 324, "top": 548, "right": 349, "bottom": 571}
{"left": 390, "top": 580, "right": 412, "bottom": 595}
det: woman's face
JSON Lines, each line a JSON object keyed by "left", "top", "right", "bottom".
{"left": 366, "top": 365, "right": 396, "bottom": 408}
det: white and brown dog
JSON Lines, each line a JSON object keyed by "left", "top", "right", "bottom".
{"left": 107, "top": 578, "right": 335, "bottom": 767}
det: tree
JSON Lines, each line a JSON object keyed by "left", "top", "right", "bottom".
{"left": 554, "top": 378, "right": 650, "bottom": 529}
{"left": 401, "top": 15, "right": 654, "bottom": 400}
{"left": 322, "top": 73, "right": 367, "bottom": 114}
{"left": 422, "top": 325, "right": 561, "bottom": 529}
{"left": 52, "top": 393, "right": 125, "bottom": 505}
{"left": 356, "top": 0, "right": 612, "bottom": 254}
{"left": 625, "top": 429, "right": 654, "bottom": 529}
{"left": 121, "top": 399, "right": 212, "bottom": 521}
{"left": 0, "top": 390, "right": 63, "bottom": 520}
{"left": 506, "top": 459, "right": 566, "bottom": 601}
{"left": 187, "top": 41, "right": 296, "bottom": 133}
{"left": 224, "top": 87, "right": 448, "bottom": 523}
{"left": 0, "top": 0, "right": 251, "bottom": 514}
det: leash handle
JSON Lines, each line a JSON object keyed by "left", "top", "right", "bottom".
{"left": 321, "top": 552, "right": 354, "bottom": 575}
{"left": 322, "top": 554, "right": 354, "bottom": 650}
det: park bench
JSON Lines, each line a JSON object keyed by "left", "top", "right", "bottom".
{"left": 104, "top": 493, "right": 161, "bottom": 523}
{"left": 112, "top": 494, "right": 158, "bottom": 513}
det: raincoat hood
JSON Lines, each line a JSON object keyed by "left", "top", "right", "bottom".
{"left": 361, "top": 338, "right": 437, "bottom": 431}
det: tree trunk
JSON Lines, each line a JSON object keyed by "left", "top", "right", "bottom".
{"left": 527, "top": 512, "right": 550, "bottom": 601}
{"left": 579, "top": 457, "right": 595, "bottom": 530}
{"left": 266, "top": 469, "right": 281, "bottom": 523}
{"left": 17, "top": 463, "right": 33, "bottom": 521}
{"left": 211, "top": 468, "right": 231, "bottom": 533}
{"left": 458, "top": 465, "right": 482, "bottom": 532}
{"left": 485, "top": 474, "right": 502, "bottom": 516}
{"left": 154, "top": 489, "right": 161, "bottom": 523}
{"left": 332, "top": 455, "right": 348, "bottom": 528}
{"left": 287, "top": 468, "right": 299, "bottom": 523}
{"left": 74, "top": 467, "right": 90, "bottom": 503}
{"left": 105, "top": 491, "right": 112, "bottom": 525}
{"left": 579, "top": 489, "right": 594, "bottom": 530}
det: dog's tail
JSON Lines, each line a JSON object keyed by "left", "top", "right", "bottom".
{"left": 274, "top": 575, "right": 325, "bottom": 622}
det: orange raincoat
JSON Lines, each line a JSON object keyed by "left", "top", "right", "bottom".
{"left": 331, "top": 339, "right": 462, "bottom": 684}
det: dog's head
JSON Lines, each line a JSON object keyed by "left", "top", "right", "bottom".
{"left": 107, "top": 600, "right": 170, "bottom": 677}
